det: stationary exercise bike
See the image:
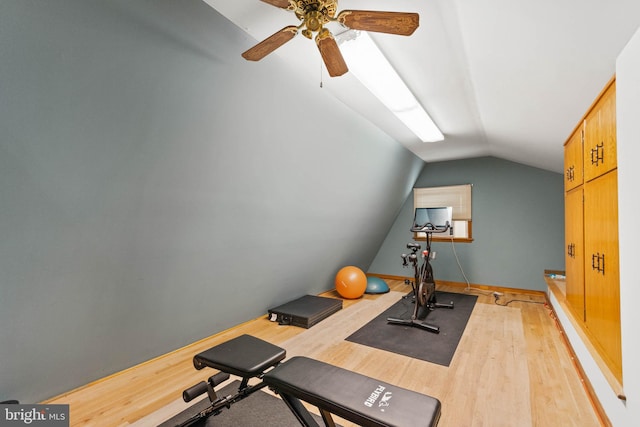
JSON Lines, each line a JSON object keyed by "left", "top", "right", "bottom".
{"left": 387, "top": 207, "right": 454, "bottom": 333}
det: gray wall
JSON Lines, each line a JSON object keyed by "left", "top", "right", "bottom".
{"left": 0, "top": 0, "right": 424, "bottom": 402}
{"left": 369, "top": 157, "right": 565, "bottom": 291}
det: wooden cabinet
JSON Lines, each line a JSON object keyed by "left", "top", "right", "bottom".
{"left": 564, "top": 125, "right": 584, "bottom": 192}
{"left": 564, "top": 186, "right": 584, "bottom": 320}
{"left": 563, "top": 77, "right": 621, "bottom": 384}
{"left": 584, "top": 81, "right": 617, "bottom": 182}
{"left": 584, "top": 170, "right": 622, "bottom": 380}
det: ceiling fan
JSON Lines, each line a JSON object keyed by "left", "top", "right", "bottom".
{"left": 241, "top": 0, "right": 419, "bottom": 77}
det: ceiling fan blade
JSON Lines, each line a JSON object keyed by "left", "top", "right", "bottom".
{"left": 241, "top": 26, "right": 298, "bottom": 61}
{"left": 259, "top": 0, "right": 293, "bottom": 9}
{"left": 316, "top": 31, "right": 348, "bottom": 77}
{"left": 337, "top": 10, "right": 419, "bottom": 36}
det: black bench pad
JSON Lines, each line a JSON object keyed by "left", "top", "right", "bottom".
{"left": 193, "top": 334, "right": 286, "bottom": 377}
{"left": 264, "top": 356, "right": 441, "bottom": 427}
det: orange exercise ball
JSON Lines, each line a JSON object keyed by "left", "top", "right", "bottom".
{"left": 335, "top": 266, "right": 367, "bottom": 299}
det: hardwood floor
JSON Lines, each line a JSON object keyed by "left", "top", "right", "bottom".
{"left": 45, "top": 281, "right": 602, "bottom": 426}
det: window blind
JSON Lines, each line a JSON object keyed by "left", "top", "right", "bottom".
{"left": 413, "top": 184, "right": 472, "bottom": 221}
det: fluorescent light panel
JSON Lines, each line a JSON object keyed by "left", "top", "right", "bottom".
{"left": 338, "top": 31, "right": 444, "bottom": 142}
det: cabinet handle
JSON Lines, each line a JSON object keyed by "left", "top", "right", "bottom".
{"left": 591, "top": 143, "right": 604, "bottom": 166}
{"left": 566, "top": 166, "right": 575, "bottom": 182}
{"left": 591, "top": 252, "right": 605, "bottom": 275}
{"left": 567, "top": 243, "right": 575, "bottom": 258}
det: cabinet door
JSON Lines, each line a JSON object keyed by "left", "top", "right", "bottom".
{"left": 565, "top": 187, "right": 584, "bottom": 320}
{"left": 600, "top": 82, "right": 617, "bottom": 172}
{"left": 584, "top": 82, "right": 617, "bottom": 182}
{"left": 564, "top": 126, "right": 584, "bottom": 192}
{"left": 584, "top": 170, "right": 621, "bottom": 381}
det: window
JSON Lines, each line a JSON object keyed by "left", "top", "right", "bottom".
{"left": 413, "top": 184, "right": 473, "bottom": 242}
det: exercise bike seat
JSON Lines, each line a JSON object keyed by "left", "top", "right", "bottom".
{"left": 193, "top": 334, "right": 286, "bottom": 378}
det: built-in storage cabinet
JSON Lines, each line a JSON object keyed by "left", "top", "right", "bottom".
{"left": 584, "top": 81, "right": 617, "bottom": 182}
{"left": 564, "top": 126, "right": 584, "bottom": 192}
{"left": 564, "top": 186, "right": 584, "bottom": 320}
{"left": 563, "top": 77, "right": 621, "bottom": 385}
{"left": 583, "top": 170, "right": 622, "bottom": 381}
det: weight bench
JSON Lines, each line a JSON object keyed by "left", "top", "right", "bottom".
{"left": 179, "top": 334, "right": 441, "bottom": 427}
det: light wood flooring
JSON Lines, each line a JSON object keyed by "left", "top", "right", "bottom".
{"left": 46, "top": 281, "right": 603, "bottom": 426}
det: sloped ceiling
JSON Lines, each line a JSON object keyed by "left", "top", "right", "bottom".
{"left": 203, "top": 0, "right": 640, "bottom": 173}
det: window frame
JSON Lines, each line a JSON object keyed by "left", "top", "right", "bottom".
{"left": 413, "top": 184, "right": 473, "bottom": 243}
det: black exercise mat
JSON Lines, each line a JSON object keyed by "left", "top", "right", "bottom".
{"left": 158, "top": 380, "right": 334, "bottom": 427}
{"left": 346, "top": 291, "right": 477, "bottom": 366}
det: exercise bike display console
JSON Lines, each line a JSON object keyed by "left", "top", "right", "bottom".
{"left": 387, "top": 207, "right": 454, "bottom": 333}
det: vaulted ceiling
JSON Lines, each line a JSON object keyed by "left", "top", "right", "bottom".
{"left": 204, "top": 0, "right": 640, "bottom": 173}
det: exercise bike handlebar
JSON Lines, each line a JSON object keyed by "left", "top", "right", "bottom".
{"left": 410, "top": 221, "right": 451, "bottom": 234}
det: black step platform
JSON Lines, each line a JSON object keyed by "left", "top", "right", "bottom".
{"left": 268, "top": 295, "right": 342, "bottom": 328}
